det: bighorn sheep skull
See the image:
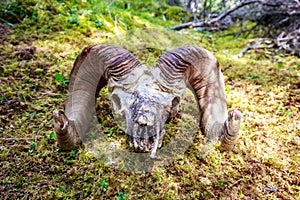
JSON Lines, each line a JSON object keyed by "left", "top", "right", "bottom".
{"left": 53, "top": 44, "right": 242, "bottom": 158}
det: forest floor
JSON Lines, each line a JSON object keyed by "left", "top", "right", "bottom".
{"left": 0, "top": 1, "right": 299, "bottom": 199}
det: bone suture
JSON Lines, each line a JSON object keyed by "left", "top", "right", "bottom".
{"left": 53, "top": 44, "right": 242, "bottom": 158}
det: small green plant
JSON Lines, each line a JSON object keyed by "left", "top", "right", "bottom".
{"left": 219, "top": 181, "right": 224, "bottom": 187}
{"left": 66, "top": 149, "right": 78, "bottom": 160}
{"left": 30, "top": 142, "right": 36, "bottom": 149}
{"left": 55, "top": 73, "right": 63, "bottom": 82}
{"left": 94, "top": 20, "right": 103, "bottom": 28}
{"left": 277, "top": 62, "right": 283, "bottom": 68}
{"left": 118, "top": 192, "right": 129, "bottom": 200}
{"left": 59, "top": 187, "right": 65, "bottom": 193}
{"left": 69, "top": 15, "right": 80, "bottom": 26}
{"left": 247, "top": 75, "right": 260, "bottom": 80}
{"left": 282, "top": 108, "right": 292, "bottom": 117}
{"left": 55, "top": 73, "right": 69, "bottom": 84}
{"left": 45, "top": 131, "right": 57, "bottom": 141}
{"left": 99, "top": 179, "right": 109, "bottom": 192}
{"left": 211, "top": 156, "right": 216, "bottom": 163}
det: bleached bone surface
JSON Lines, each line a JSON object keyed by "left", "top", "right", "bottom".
{"left": 109, "top": 65, "right": 186, "bottom": 155}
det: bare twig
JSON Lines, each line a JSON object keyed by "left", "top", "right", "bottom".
{"left": 0, "top": 136, "right": 44, "bottom": 141}
{"left": 230, "top": 178, "right": 243, "bottom": 187}
{"left": 41, "top": 91, "right": 60, "bottom": 96}
{"left": 0, "top": 92, "right": 8, "bottom": 101}
{"left": 236, "top": 44, "right": 274, "bottom": 57}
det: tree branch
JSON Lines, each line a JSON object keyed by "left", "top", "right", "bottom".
{"left": 236, "top": 44, "right": 274, "bottom": 58}
{"left": 171, "top": 0, "right": 296, "bottom": 31}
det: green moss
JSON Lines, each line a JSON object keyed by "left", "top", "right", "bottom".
{"left": 164, "top": 6, "right": 185, "bottom": 22}
{"left": 0, "top": 0, "right": 299, "bottom": 199}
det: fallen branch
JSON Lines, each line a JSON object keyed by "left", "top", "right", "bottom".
{"left": 172, "top": 0, "right": 266, "bottom": 31}
{"left": 172, "top": 21, "right": 203, "bottom": 31}
{"left": 210, "top": 0, "right": 264, "bottom": 23}
{"left": 236, "top": 44, "right": 274, "bottom": 57}
{"left": 179, "top": 0, "right": 298, "bottom": 31}
{"left": 171, "top": 0, "right": 300, "bottom": 56}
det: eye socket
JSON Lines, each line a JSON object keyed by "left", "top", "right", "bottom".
{"left": 169, "top": 96, "right": 180, "bottom": 118}
{"left": 172, "top": 96, "right": 180, "bottom": 108}
{"left": 111, "top": 94, "right": 121, "bottom": 112}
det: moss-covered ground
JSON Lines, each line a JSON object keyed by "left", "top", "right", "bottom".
{"left": 0, "top": 1, "right": 299, "bottom": 199}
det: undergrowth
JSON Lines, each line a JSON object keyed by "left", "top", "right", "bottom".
{"left": 0, "top": 0, "right": 299, "bottom": 199}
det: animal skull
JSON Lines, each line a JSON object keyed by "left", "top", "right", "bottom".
{"left": 53, "top": 44, "right": 242, "bottom": 158}
{"left": 108, "top": 66, "right": 185, "bottom": 157}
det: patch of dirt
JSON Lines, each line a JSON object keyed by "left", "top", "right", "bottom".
{"left": 12, "top": 45, "right": 36, "bottom": 60}
{"left": 0, "top": 22, "right": 14, "bottom": 43}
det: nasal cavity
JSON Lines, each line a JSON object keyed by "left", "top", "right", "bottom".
{"left": 136, "top": 115, "right": 148, "bottom": 126}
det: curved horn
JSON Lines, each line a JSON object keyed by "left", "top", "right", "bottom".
{"left": 53, "top": 44, "right": 140, "bottom": 150}
{"left": 157, "top": 46, "right": 241, "bottom": 150}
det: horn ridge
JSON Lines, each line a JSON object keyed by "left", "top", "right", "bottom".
{"left": 53, "top": 44, "right": 141, "bottom": 150}
{"left": 157, "top": 46, "right": 241, "bottom": 150}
